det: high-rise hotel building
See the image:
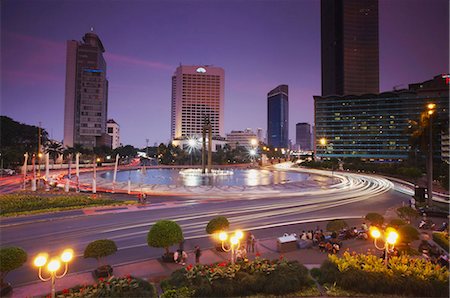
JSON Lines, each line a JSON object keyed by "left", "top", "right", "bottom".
{"left": 63, "top": 32, "right": 110, "bottom": 148}
{"left": 171, "top": 65, "right": 225, "bottom": 150}
{"left": 321, "top": 0, "right": 379, "bottom": 96}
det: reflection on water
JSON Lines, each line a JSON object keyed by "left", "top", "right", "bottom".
{"left": 105, "top": 168, "right": 308, "bottom": 187}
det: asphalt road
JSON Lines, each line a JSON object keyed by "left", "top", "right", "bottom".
{"left": 1, "top": 171, "right": 410, "bottom": 286}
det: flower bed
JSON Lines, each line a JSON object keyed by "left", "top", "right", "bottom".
{"left": 317, "top": 251, "right": 449, "bottom": 297}
{"left": 433, "top": 232, "right": 449, "bottom": 252}
{"left": 0, "top": 193, "right": 134, "bottom": 216}
{"left": 49, "top": 276, "right": 156, "bottom": 297}
{"left": 161, "top": 257, "right": 314, "bottom": 297}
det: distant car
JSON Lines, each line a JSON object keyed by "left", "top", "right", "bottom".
{"left": 0, "top": 169, "right": 16, "bottom": 176}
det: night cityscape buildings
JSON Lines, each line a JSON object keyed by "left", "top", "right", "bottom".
{"left": 226, "top": 129, "right": 257, "bottom": 150}
{"left": 170, "top": 65, "right": 225, "bottom": 150}
{"left": 295, "top": 123, "right": 312, "bottom": 151}
{"left": 267, "top": 85, "right": 289, "bottom": 149}
{"left": 321, "top": 0, "right": 379, "bottom": 96}
{"left": 314, "top": 74, "right": 449, "bottom": 161}
{"left": 63, "top": 32, "right": 110, "bottom": 149}
{"left": 106, "top": 119, "right": 120, "bottom": 149}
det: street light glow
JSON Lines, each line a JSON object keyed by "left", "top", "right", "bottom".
{"left": 218, "top": 231, "right": 228, "bottom": 241}
{"left": 230, "top": 236, "right": 238, "bottom": 245}
{"left": 34, "top": 253, "right": 48, "bottom": 267}
{"left": 61, "top": 249, "right": 74, "bottom": 263}
{"left": 370, "top": 227, "right": 381, "bottom": 239}
{"left": 250, "top": 138, "right": 258, "bottom": 146}
{"left": 386, "top": 230, "right": 398, "bottom": 245}
{"left": 47, "top": 259, "right": 61, "bottom": 272}
{"left": 320, "top": 138, "right": 327, "bottom": 146}
{"left": 188, "top": 138, "right": 197, "bottom": 148}
{"left": 427, "top": 103, "right": 436, "bottom": 110}
{"left": 235, "top": 230, "right": 244, "bottom": 240}
{"left": 249, "top": 149, "right": 256, "bottom": 156}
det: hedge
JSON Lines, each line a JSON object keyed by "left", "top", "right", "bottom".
{"left": 433, "top": 232, "right": 449, "bottom": 252}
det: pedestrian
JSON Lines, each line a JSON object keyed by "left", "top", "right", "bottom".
{"left": 250, "top": 234, "right": 256, "bottom": 253}
{"left": 194, "top": 245, "right": 201, "bottom": 264}
{"left": 181, "top": 250, "right": 188, "bottom": 265}
{"left": 246, "top": 232, "right": 253, "bottom": 252}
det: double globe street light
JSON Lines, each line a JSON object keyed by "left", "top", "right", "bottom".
{"left": 218, "top": 230, "right": 244, "bottom": 265}
{"left": 370, "top": 227, "right": 399, "bottom": 267}
{"left": 34, "top": 248, "right": 74, "bottom": 298}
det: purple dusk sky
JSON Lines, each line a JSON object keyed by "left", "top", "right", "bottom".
{"left": 1, "top": 0, "right": 448, "bottom": 147}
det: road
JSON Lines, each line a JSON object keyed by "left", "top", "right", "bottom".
{"left": 0, "top": 169, "right": 412, "bottom": 286}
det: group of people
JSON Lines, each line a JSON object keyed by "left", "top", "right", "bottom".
{"left": 174, "top": 244, "right": 202, "bottom": 265}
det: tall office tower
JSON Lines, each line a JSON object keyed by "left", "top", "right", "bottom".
{"left": 171, "top": 65, "right": 225, "bottom": 143}
{"left": 106, "top": 119, "right": 120, "bottom": 149}
{"left": 321, "top": 0, "right": 379, "bottom": 96}
{"left": 63, "top": 32, "right": 110, "bottom": 148}
{"left": 296, "top": 123, "right": 312, "bottom": 151}
{"left": 256, "top": 128, "right": 264, "bottom": 143}
{"left": 267, "top": 85, "right": 289, "bottom": 148}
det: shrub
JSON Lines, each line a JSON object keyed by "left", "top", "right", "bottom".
{"left": 83, "top": 239, "right": 117, "bottom": 268}
{"left": 309, "top": 267, "right": 321, "bottom": 280}
{"left": 433, "top": 232, "right": 449, "bottom": 252}
{"left": 0, "top": 247, "right": 27, "bottom": 286}
{"left": 205, "top": 216, "right": 229, "bottom": 234}
{"left": 147, "top": 220, "right": 183, "bottom": 255}
{"left": 389, "top": 218, "right": 406, "bottom": 228}
{"left": 326, "top": 219, "right": 348, "bottom": 232}
{"left": 365, "top": 212, "right": 384, "bottom": 226}
{"left": 398, "top": 225, "right": 420, "bottom": 245}
{"left": 160, "top": 286, "right": 194, "bottom": 298}
{"left": 54, "top": 276, "right": 157, "bottom": 297}
{"left": 396, "top": 206, "right": 420, "bottom": 223}
{"left": 321, "top": 251, "right": 449, "bottom": 297}
{"left": 162, "top": 258, "right": 312, "bottom": 297}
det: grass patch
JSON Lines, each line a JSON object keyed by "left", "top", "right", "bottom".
{"left": 0, "top": 193, "right": 135, "bottom": 217}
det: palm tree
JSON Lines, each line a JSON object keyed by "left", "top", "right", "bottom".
{"left": 45, "top": 140, "right": 64, "bottom": 164}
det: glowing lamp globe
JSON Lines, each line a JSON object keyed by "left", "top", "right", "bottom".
{"left": 34, "top": 253, "right": 48, "bottom": 267}
{"left": 235, "top": 230, "right": 244, "bottom": 240}
{"left": 230, "top": 236, "right": 238, "bottom": 245}
{"left": 61, "top": 249, "right": 74, "bottom": 263}
{"left": 370, "top": 227, "right": 381, "bottom": 239}
{"left": 47, "top": 259, "right": 61, "bottom": 272}
{"left": 218, "top": 231, "right": 228, "bottom": 242}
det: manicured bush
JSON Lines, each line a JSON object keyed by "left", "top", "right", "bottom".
{"left": 205, "top": 216, "right": 229, "bottom": 234}
{"left": 54, "top": 275, "right": 157, "bottom": 297}
{"left": 0, "top": 247, "right": 27, "bottom": 286}
{"left": 84, "top": 239, "right": 117, "bottom": 268}
{"left": 365, "top": 212, "right": 384, "bottom": 226}
{"left": 147, "top": 220, "right": 183, "bottom": 255}
{"left": 396, "top": 206, "right": 420, "bottom": 223}
{"left": 433, "top": 232, "right": 449, "bottom": 252}
{"left": 389, "top": 218, "right": 406, "bottom": 228}
{"left": 160, "top": 286, "right": 194, "bottom": 298}
{"left": 326, "top": 219, "right": 348, "bottom": 232}
{"left": 318, "top": 251, "right": 449, "bottom": 297}
{"left": 162, "top": 258, "right": 313, "bottom": 297}
{"left": 0, "top": 193, "right": 133, "bottom": 216}
{"left": 398, "top": 225, "right": 420, "bottom": 245}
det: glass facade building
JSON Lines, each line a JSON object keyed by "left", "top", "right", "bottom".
{"left": 296, "top": 123, "right": 312, "bottom": 151}
{"left": 314, "top": 75, "right": 449, "bottom": 161}
{"left": 267, "top": 85, "right": 289, "bottom": 148}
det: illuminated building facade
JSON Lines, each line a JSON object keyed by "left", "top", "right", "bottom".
{"left": 314, "top": 75, "right": 449, "bottom": 161}
{"left": 63, "top": 32, "right": 110, "bottom": 148}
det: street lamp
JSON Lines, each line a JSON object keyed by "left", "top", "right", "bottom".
{"left": 218, "top": 230, "right": 244, "bottom": 264}
{"left": 370, "top": 227, "right": 398, "bottom": 267}
{"left": 187, "top": 138, "right": 198, "bottom": 166}
{"left": 250, "top": 138, "right": 258, "bottom": 147}
{"left": 34, "top": 248, "right": 74, "bottom": 298}
{"left": 426, "top": 103, "right": 436, "bottom": 206}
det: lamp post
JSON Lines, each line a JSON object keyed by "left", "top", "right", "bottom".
{"left": 218, "top": 230, "right": 244, "bottom": 265}
{"left": 426, "top": 103, "right": 436, "bottom": 206}
{"left": 34, "top": 248, "right": 74, "bottom": 298}
{"left": 369, "top": 227, "right": 398, "bottom": 267}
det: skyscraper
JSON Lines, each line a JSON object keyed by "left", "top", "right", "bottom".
{"left": 63, "top": 32, "right": 110, "bottom": 148}
{"left": 267, "top": 85, "right": 289, "bottom": 148}
{"left": 321, "top": 0, "right": 379, "bottom": 96}
{"left": 296, "top": 123, "right": 312, "bottom": 151}
{"left": 171, "top": 65, "right": 225, "bottom": 149}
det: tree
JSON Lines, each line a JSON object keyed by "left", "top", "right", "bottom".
{"left": 83, "top": 239, "right": 117, "bottom": 268}
{"left": 147, "top": 220, "right": 183, "bottom": 255}
{"left": 365, "top": 213, "right": 384, "bottom": 226}
{"left": 0, "top": 247, "right": 27, "bottom": 287}
{"left": 45, "top": 140, "right": 64, "bottom": 163}
{"left": 396, "top": 206, "right": 420, "bottom": 224}
{"left": 398, "top": 225, "right": 419, "bottom": 245}
{"left": 326, "top": 219, "right": 348, "bottom": 232}
{"left": 206, "top": 216, "right": 230, "bottom": 234}
{"left": 389, "top": 218, "right": 406, "bottom": 228}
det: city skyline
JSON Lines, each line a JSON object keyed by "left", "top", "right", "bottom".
{"left": 1, "top": 0, "right": 448, "bottom": 147}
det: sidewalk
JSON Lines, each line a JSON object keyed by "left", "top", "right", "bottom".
{"left": 10, "top": 237, "right": 375, "bottom": 298}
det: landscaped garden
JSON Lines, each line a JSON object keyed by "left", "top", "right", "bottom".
{"left": 0, "top": 193, "right": 135, "bottom": 217}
